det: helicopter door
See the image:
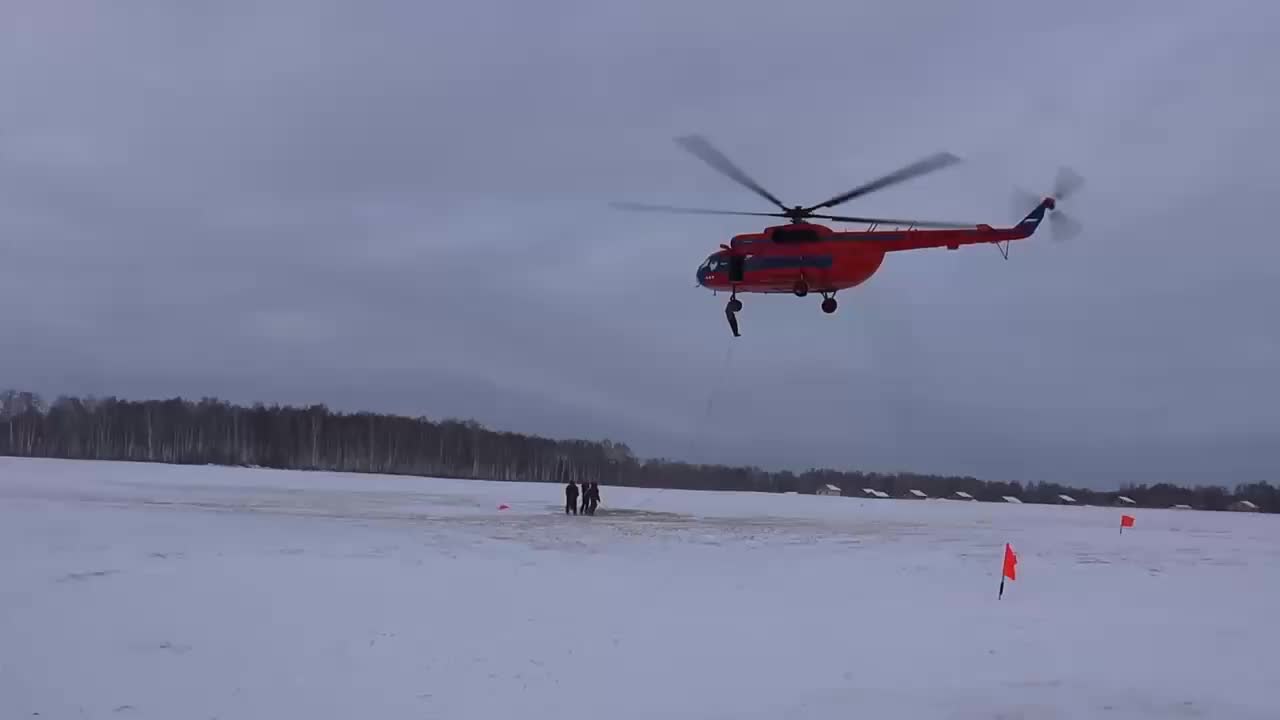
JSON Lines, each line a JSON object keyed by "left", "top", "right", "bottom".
{"left": 728, "top": 254, "right": 745, "bottom": 283}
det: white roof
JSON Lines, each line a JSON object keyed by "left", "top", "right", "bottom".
{"left": 822, "top": 484, "right": 841, "bottom": 492}
{"left": 1172, "top": 504, "right": 1192, "bottom": 509}
{"left": 1235, "top": 500, "right": 1259, "bottom": 509}
{"left": 908, "top": 489, "right": 927, "bottom": 498}
{"left": 1058, "top": 494, "right": 1077, "bottom": 503}
{"left": 953, "top": 491, "right": 974, "bottom": 499}
{"left": 875, "top": 490, "right": 889, "bottom": 498}
{"left": 1002, "top": 496, "right": 1023, "bottom": 503}
{"left": 1117, "top": 495, "right": 1136, "bottom": 504}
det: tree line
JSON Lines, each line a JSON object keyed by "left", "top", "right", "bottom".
{"left": 1, "top": 388, "right": 1275, "bottom": 513}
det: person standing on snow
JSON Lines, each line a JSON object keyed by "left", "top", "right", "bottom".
{"left": 565, "top": 480, "right": 579, "bottom": 515}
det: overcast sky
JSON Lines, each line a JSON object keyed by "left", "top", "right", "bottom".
{"left": 3, "top": 1, "right": 1278, "bottom": 488}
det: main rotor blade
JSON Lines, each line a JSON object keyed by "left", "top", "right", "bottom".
{"left": 610, "top": 201, "right": 787, "bottom": 218}
{"left": 674, "top": 134, "right": 790, "bottom": 212}
{"left": 811, "top": 213, "right": 977, "bottom": 229}
{"left": 804, "top": 152, "right": 962, "bottom": 212}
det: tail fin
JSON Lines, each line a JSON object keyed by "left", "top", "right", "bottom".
{"left": 1016, "top": 198, "right": 1054, "bottom": 233}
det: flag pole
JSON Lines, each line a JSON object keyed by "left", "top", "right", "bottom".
{"left": 998, "top": 542, "right": 1016, "bottom": 600}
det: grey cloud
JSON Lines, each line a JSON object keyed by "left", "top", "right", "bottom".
{"left": 3, "top": 0, "right": 1278, "bottom": 488}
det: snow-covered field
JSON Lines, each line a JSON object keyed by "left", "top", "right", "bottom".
{"left": 2, "top": 457, "right": 1277, "bottom": 719}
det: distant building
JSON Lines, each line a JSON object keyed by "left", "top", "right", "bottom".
{"left": 905, "top": 489, "right": 928, "bottom": 499}
{"left": 1229, "top": 500, "right": 1260, "bottom": 512}
{"left": 1056, "top": 494, "right": 1077, "bottom": 505}
{"left": 815, "top": 484, "right": 842, "bottom": 497}
{"left": 861, "top": 488, "right": 889, "bottom": 498}
{"left": 951, "top": 491, "right": 976, "bottom": 501}
{"left": 1171, "top": 504, "right": 1193, "bottom": 510}
{"left": 1115, "top": 496, "right": 1136, "bottom": 506}
{"left": 1002, "top": 496, "right": 1023, "bottom": 504}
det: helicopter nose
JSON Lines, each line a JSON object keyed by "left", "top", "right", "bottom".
{"left": 696, "top": 265, "right": 708, "bottom": 286}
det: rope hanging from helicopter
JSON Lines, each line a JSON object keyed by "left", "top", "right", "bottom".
{"left": 629, "top": 341, "right": 736, "bottom": 511}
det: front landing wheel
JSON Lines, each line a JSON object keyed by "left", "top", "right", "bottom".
{"left": 821, "top": 297, "right": 837, "bottom": 314}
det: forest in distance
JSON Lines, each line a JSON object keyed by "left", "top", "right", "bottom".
{"left": 1, "top": 388, "right": 1276, "bottom": 514}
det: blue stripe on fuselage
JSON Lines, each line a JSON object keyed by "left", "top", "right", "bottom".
{"left": 743, "top": 255, "right": 833, "bottom": 271}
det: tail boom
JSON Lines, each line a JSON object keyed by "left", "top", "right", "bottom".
{"left": 840, "top": 198, "right": 1053, "bottom": 253}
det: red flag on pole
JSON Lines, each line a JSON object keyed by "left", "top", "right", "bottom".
{"left": 999, "top": 543, "right": 1017, "bottom": 599}
{"left": 1120, "top": 514, "right": 1135, "bottom": 534}
{"left": 1002, "top": 543, "right": 1017, "bottom": 581}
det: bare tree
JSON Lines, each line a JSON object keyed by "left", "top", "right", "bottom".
{"left": 0, "top": 387, "right": 1273, "bottom": 512}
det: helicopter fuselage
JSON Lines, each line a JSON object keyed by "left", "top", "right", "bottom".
{"left": 695, "top": 235, "right": 885, "bottom": 295}
{"left": 695, "top": 213, "right": 1044, "bottom": 296}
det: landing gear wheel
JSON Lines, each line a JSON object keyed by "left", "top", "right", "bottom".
{"left": 793, "top": 280, "right": 809, "bottom": 297}
{"left": 821, "top": 296, "right": 837, "bottom": 314}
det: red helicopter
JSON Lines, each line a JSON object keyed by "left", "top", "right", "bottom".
{"left": 613, "top": 135, "right": 1083, "bottom": 336}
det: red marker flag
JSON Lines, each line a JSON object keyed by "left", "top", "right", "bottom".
{"left": 1120, "top": 514, "right": 1135, "bottom": 534}
{"left": 999, "top": 543, "right": 1017, "bottom": 599}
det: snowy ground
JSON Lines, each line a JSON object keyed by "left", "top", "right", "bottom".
{"left": 2, "top": 457, "right": 1277, "bottom": 719}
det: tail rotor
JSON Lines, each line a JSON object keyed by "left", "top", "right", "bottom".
{"left": 1013, "top": 166, "right": 1085, "bottom": 243}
